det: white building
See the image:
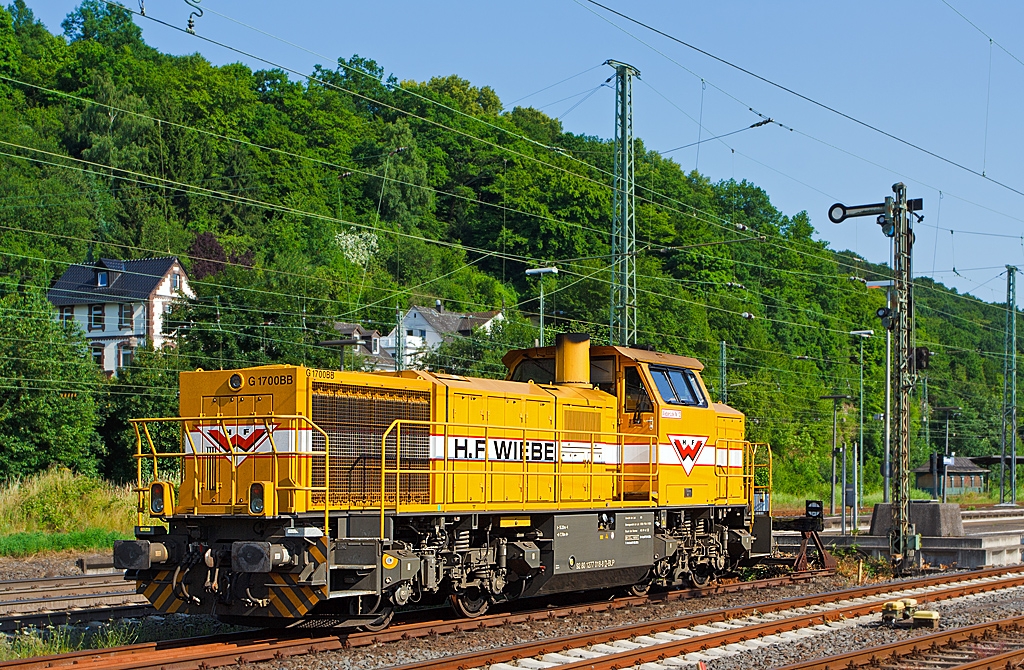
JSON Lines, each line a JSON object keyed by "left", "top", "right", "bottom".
{"left": 381, "top": 302, "right": 503, "bottom": 369}
{"left": 47, "top": 257, "right": 194, "bottom": 375}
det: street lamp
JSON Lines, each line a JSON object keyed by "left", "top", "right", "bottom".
{"left": 821, "top": 394, "right": 852, "bottom": 519}
{"left": 318, "top": 337, "right": 366, "bottom": 371}
{"left": 525, "top": 266, "right": 558, "bottom": 346}
{"left": 935, "top": 406, "right": 961, "bottom": 502}
{"left": 850, "top": 329, "right": 873, "bottom": 510}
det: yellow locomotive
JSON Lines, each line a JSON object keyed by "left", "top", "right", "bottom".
{"left": 114, "top": 334, "right": 772, "bottom": 628}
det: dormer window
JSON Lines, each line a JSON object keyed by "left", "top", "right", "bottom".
{"left": 372, "top": 337, "right": 380, "bottom": 354}
{"left": 97, "top": 271, "right": 108, "bottom": 287}
{"left": 172, "top": 272, "right": 181, "bottom": 291}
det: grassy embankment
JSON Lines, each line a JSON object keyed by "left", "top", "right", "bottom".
{"left": 0, "top": 469, "right": 135, "bottom": 556}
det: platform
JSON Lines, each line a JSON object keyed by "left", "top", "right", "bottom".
{"left": 774, "top": 531, "right": 1023, "bottom": 569}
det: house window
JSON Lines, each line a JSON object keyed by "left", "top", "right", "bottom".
{"left": 89, "top": 304, "right": 105, "bottom": 331}
{"left": 372, "top": 337, "right": 380, "bottom": 354}
{"left": 118, "top": 344, "right": 133, "bottom": 368}
{"left": 417, "top": 329, "right": 426, "bottom": 337}
{"left": 118, "top": 304, "right": 132, "bottom": 330}
{"left": 406, "top": 329, "right": 414, "bottom": 336}
{"left": 96, "top": 271, "right": 108, "bottom": 287}
{"left": 172, "top": 272, "right": 181, "bottom": 291}
{"left": 91, "top": 344, "right": 104, "bottom": 367}
{"left": 164, "top": 303, "right": 172, "bottom": 314}
{"left": 59, "top": 306, "right": 74, "bottom": 324}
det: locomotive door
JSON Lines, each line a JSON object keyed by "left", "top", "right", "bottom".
{"left": 448, "top": 392, "right": 486, "bottom": 504}
{"left": 198, "top": 394, "right": 273, "bottom": 507}
{"left": 617, "top": 364, "right": 657, "bottom": 501}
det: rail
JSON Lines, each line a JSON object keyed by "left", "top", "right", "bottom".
{"left": 130, "top": 414, "right": 332, "bottom": 536}
{"left": 379, "top": 419, "right": 659, "bottom": 538}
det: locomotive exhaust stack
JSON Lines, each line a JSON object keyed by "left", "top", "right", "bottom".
{"left": 554, "top": 332, "right": 591, "bottom": 386}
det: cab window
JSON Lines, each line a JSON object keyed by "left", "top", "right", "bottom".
{"left": 623, "top": 366, "right": 653, "bottom": 413}
{"left": 590, "top": 357, "right": 616, "bottom": 394}
{"left": 511, "top": 358, "right": 554, "bottom": 384}
{"left": 650, "top": 367, "right": 707, "bottom": 407}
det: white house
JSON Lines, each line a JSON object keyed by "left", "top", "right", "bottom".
{"left": 381, "top": 302, "right": 503, "bottom": 369}
{"left": 47, "top": 257, "right": 194, "bottom": 375}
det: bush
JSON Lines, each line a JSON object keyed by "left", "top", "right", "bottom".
{"left": 0, "top": 468, "right": 135, "bottom": 536}
{"left": 0, "top": 529, "right": 130, "bottom": 557}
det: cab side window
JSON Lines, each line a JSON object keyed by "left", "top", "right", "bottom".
{"left": 650, "top": 367, "right": 707, "bottom": 407}
{"left": 623, "top": 366, "right": 653, "bottom": 414}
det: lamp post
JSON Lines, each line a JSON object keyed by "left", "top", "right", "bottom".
{"left": 850, "top": 329, "right": 873, "bottom": 510}
{"left": 525, "top": 266, "right": 558, "bottom": 346}
{"left": 822, "top": 394, "right": 853, "bottom": 517}
{"left": 317, "top": 337, "right": 366, "bottom": 371}
{"left": 935, "top": 406, "right": 961, "bottom": 503}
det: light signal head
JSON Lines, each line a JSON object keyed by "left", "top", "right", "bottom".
{"left": 876, "top": 307, "right": 894, "bottom": 331}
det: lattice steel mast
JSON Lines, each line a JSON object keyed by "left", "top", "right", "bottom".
{"left": 828, "top": 184, "right": 923, "bottom": 571}
{"left": 890, "top": 183, "right": 914, "bottom": 565}
{"left": 1001, "top": 265, "right": 1018, "bottom": 504}
{"left": 607, "top": 60, "right": 639, "bottom": 347}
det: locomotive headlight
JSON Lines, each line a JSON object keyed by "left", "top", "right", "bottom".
{"left": 248, "top": 481, "right": 274, "bottom": 516}
{"left": 228, "top": 373, "right": 243, "bottom": 390}
{"left": 250, "top": 483, "right": 264, "bottom": 514}
{"left": 149, "top": 481, "right": 173, "bottom": 517}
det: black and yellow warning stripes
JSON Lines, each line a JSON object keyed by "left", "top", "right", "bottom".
{"left": 266, "top": 537, "right": 329, "bottom": 618}
{"left": 266, "top": 572, "right": 327, "bottom": 618}
{"left": 139, "top": 570, "right": 190, "bottom": 615}
{"left": 133, "top": 537, "right": 330, "bottom": 619}
{"left": 307, "top": 537, "right": 327, "bottom": 565}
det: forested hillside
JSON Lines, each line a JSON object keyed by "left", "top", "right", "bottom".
{"left": 0, "top": 0, "right": 1016, "bottom": 496}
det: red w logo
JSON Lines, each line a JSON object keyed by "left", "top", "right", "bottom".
{"left": 199, "top": 423, "right": 277, "bottom": 454}
{"left": 668, "top": 434, "right": 706, "bottom": 475}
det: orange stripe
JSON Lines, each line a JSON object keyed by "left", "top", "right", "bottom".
{"left": 269, "top": 594, "right": 294, "bottom": 617}
{"left": 279, "top": 583, "right": 307, "bottom": 614}
{"left": 152, "top": 584, "right": 176, "bottom": 610}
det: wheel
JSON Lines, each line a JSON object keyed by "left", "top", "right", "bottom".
{"left": 690, "top": 565, "right": 715, "bottom": 587}
{"left": 450, "top": 588, "right": 490, "bottom": 618}
{"left": 628, "top": 581, "right": 651, "bottom": 597}
{"left": 359, "top": 606, "right": 394, "bottom": 632}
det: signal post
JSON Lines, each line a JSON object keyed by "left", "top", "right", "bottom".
{"left": 829, "top": 184, "right": 923, "bottom": 572}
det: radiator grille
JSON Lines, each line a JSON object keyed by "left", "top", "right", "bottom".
{"left": 563, "top": 408, "right": 603, "bottom": 443}
{"left": 310, "top": 382, "right": 430, "bottom": 505}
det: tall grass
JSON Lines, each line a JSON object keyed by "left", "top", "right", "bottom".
{"left": 0, "top": 622, "right": 139, "bottom": 661}
{"left": 0, "top": 469, "right": 135, "bottom": 555}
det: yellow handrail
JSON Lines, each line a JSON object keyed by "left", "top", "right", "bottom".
{"left": 130, "top": 414, "right": 332, "bottom": 536}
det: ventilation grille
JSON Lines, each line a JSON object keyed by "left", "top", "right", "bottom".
{"left": 310, "top": 382, "right": 430, "bottom": 505}
{"left": 563, "top": 408, "right": 603, "bottom": 443}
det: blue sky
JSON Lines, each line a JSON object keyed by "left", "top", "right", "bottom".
{"left": 32, "top": 1, "right": 1024, "bottom": 304}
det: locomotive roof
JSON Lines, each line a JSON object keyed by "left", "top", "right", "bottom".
{"left": 501, "top": 345, "right": 704, "bottom": 372}
{"left": 417, "top": 371, "right": 611, "bottom": 403}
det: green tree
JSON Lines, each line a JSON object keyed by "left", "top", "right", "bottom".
{"left": 0, "top": 289, "right": 103, "bottom": 476}
{"left": 61, "top": 0, "right": 142, "bottom": 51}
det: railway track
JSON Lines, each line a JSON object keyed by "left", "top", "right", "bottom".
{"left": 0, "top": 574, "right": 151, "bottom": 632}
{"left": 8, "top": 566, "right": 1024, "bottom": 670}
{"left": 0, "top": 569, "right": 832, "bottom": 669}
{"left": 777, "top": 615, "right": 1024, "bottom": 669}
